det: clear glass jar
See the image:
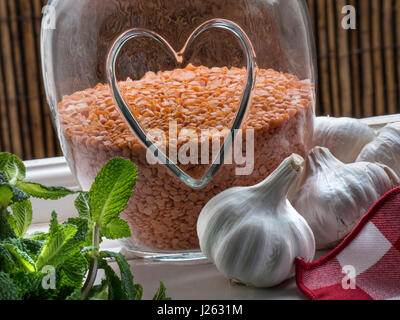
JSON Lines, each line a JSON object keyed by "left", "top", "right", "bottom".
{"left": 41, "top": 0, "right": 316, "bottom": 260}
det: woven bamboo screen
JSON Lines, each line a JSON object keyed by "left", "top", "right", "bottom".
{"left": 0, "top": 0, "right": 400, "bottom": 160}
{"left": 0, "top": 0, "right": 59, "bottom": 160}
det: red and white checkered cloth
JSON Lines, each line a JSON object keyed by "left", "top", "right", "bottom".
{"left": 296, "top": 187, "right": 400, "bottom": 300}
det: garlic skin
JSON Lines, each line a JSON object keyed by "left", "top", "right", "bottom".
{"left": 357, "top": 122, "right": 400, "bottom": 178}
{"left": 197, "top": 154, "right": 315, "bottom": 288}
{"left": 313, "top": 117, "right": 375, "bottom": 163}
{"left": 291, "top": 147, "right": 399, "bottom": 250}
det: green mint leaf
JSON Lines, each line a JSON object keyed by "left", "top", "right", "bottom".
{"left": 0, "top": 153, "right": 26, "bottom": 184}
{"left": 75, "top": 192, "right": 90, "bottom": 220}
{"left": 0, "top": 244, "right": 16, "bottom": 272}
{"left": 27, "top": 231, "right": 47, "bottom": 241}
{"left": 0, "top": 238, "right": 43, "bottom": 273}
{"left": 20, "top": 238, "right": 45, "bottom": 261}
{"left": 5, "top": 213, "right": 18, "bottom": 241}
{"left": 10, "top": 200, "right": 33, "bottom": 238}
{"left": 89, "top": 158, "right": 137, "bottom": 240}
{"left": 59, "top": 251, "right": 89, "bottom": 289}
{"left": 9, "top": 184, "right": 30, "bottom": 203}
{"left": 98, "top": 258, "right": 127, "bottom": 300}
{"left": 35, "top": 214, "right": 88, "bottom": 273}
{"left": 1, "top": 241, "right": 36, "bottom": 273}
{"left": 101, "top": 251, "right": 137, "bottom": 300}
{"left": 11, "top": 272, "right": 44, "bottom": 300}
{"left": 87, "top": 281, "right": 109, "bottom": 300}
{"left": 65, "top": 217, "right": 89, "bottom": 243}
{"left": 153, "top": 281, "right": 171, "bottom": 300}
{"left": 0, "top": 153, "right": 11, "bottom": 172}
{"left": 133, "top": 283, "right": 143, "bottom": 300}
{"left": 49, "top": 211, "right": 59, "bottom": 233}
{"left": 102, "top": 218, "right": 131, "bottom": 240}
{"left": 0, "top": 215, "right": 17, "bottom": 241}
{"left": 15, "top": 181, "right": 75, "bottom": 200}
{"left": 74, "top": 193, "right": 93, "bottom": 245}
{"left": 0, "top": 184, "right": 13, "bottom": 210}
{"left": 0, "top": 272, "right": 21, "bottom": 300}
{"left": 63, "top": 217, "right": 91, "bottom": 252}
{"left": 0, "top": 171, "right": 8, "bottom": 183}
{"left": 36, "top": 212, "right": 78, "bottom": 270}
{"left": 0, "top": 175, "right": 29, "bottom": 210}
{"left": 0, "top": 183, "right": 30, "bottom": 204}
{"left": 65, "top": 288, "right": 83, "bottom": 300}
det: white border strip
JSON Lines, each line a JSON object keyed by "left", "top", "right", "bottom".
{"left": 359, "top": 114, "right": 400, "bottom": 129}
{"left": 24, "top": 157, "right": 78, "bottom": 189}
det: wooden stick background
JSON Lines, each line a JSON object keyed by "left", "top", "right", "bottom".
{"left": 0, "top": 0, "right": 399, "bottom": 159}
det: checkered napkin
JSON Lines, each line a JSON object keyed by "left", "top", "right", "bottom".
{"left": 295, "top": 187, "right": 400, "bottom": 300}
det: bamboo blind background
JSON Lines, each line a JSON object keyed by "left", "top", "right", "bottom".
{"left": 0, "top": 0, "right": 60, "bottom": 160}
{"left": 0, "top": 0, "right": 400, "bottom": 160}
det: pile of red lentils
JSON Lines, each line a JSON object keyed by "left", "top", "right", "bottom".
{"left": 58, "top": 64, "right": 314, "bottom": 252}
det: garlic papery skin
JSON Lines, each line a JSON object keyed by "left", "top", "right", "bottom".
{"left": 197, "top": 154, "right": 315, "bottom": 288}
{"left": 313, "top": 117, "right": 375, "bottom": 163}
{"left": 357, "top": 122, "right": 400, "bottom": 178}
{"left": 291, "top": 147, "right": 399, "bottom": 250}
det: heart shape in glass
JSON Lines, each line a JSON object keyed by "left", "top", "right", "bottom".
{"left": 106, "top": 19, "right": 257, "bottom": 189}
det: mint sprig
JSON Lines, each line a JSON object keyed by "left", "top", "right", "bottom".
{"left": 0, "top": 152, "right": 170, "bottom": 300}
{"left": 0, "top": 152, "right": 74, "bottom": 218}
{"left": 75, "top": 192, "right": 90, "bottom": 221}
{"left": 89, "top": 158, "right": 137, "bottom": 240}
{"left": 81, "top": 158, "right": 137, "bottom": 298}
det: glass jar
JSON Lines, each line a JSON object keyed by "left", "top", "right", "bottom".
{"left": 41, "top": 0, "right": 316, "bottom": 260}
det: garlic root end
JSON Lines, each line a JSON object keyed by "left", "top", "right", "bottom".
{"left": 289, "top": 154, "right": 305, "bottom": 172}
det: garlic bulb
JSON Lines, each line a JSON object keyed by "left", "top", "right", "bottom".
{"left": 291, "top": 147, "right": 399, "bottom": 250}
{"left": 357, "top": 122, "right": 400, "bottom": 178}
{"left": 197, "top": 154, "right": 315, "bottom": 288}
{"left": 313, "top": 117, "right": 375, "bottom": 163}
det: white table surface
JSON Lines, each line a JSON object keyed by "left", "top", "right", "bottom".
{"left": 120, "top": 249, "right": 330, "bottom": 300}
{"left": 118, "top": 259, "right": 303, "bottom": 300}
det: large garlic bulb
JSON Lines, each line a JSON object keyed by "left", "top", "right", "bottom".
{"left": 197, "top": 154, "right": 315, "bottom": 288}
{"left": 291, "top": 147, "right": 399, "bottom": 250}
{"left": 357, "top": 122, "right": 400, "bottom": 177}
{"left": 313, "top": 117, "right": 375, "bottom": 163}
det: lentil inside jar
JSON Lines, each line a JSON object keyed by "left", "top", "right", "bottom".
{"left": 58, "top": 64, "right": 314, "bottom": 252}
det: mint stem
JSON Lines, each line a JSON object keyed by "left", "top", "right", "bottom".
{"left": 81, "top": 222, "right": 100, "bottom": 299}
